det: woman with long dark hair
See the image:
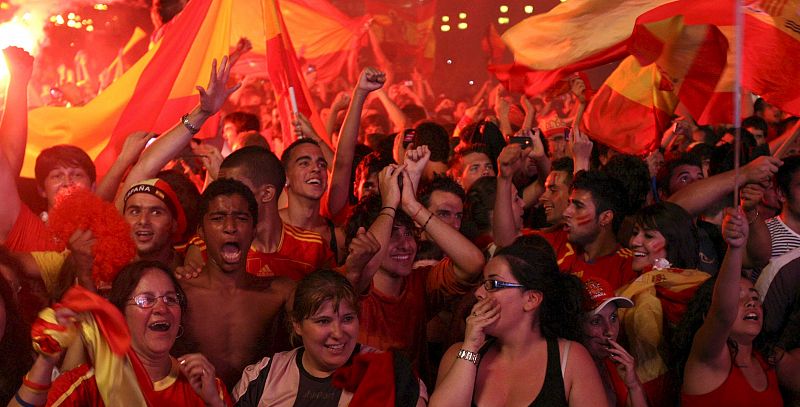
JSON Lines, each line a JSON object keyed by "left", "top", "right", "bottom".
{"left": 675, "top": 210, "right": 782, "bottom": 406}
{"left": 430, "top": 236, "right": 607, "bottom": 407}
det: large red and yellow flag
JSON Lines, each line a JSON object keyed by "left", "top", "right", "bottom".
{"left": 743, "top": 0, "right": 800, "bottom": 117}
{"left": 496, "top": 0, "right": 671, "bottom": 101}
{"left": 23, "top": 0, "right": 365, "bottom": 178}
{"left": 501, "top": 0, "right": 673, "bottom": 72}
{"left": 663, "top": 0, "right": 800, "bottom": 123}
{"left": 365, "top": 0, "right": 437, "bottom": 75}
{"left": 584, "top": 13, "right": 728, "bottom": 155}
{"left": 262, "top": 0, "right": 328, "bottom": 148}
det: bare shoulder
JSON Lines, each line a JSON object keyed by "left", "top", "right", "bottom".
{"left": 558, "top": 339, "right": 593, "bottom": 369}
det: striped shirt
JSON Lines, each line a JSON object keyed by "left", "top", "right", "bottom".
{"left": 767, "top": 216, "right": 800, "bottom": 258}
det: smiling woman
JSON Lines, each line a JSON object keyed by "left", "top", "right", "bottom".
{"left": 41, "top": 261, "right": 232, "bottom": 406}
{"left": 233, "top": 270, "right": 428, "bottom": 406}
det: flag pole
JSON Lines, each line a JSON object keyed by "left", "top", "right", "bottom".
{"left": 733, "top": 0, "right": 744, "bottom": 209}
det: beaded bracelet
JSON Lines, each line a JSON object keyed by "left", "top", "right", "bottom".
{"left": 422, "top": 212, "right": 435, "bottom": 230}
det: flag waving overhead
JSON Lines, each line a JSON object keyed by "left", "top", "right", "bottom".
{"left": 27, "top": 0, "right": 232, "bottom": 178}
{"left": 584, "top": 13, "right": 728, "bottom": 155}
{"left": 263, "top": 0, "right": 328, "bottom": 147}
{"left": 743, "top": 0, "right": 800, "bottom": 117}
{"left": 501, "top": 0, "right": 672, "bottom": 71}
{"left": 23, "top": 0, "right": 363, "bottom": 178}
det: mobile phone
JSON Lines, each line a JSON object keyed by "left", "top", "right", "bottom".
{"left": 510, "top": 136, "right": 532, "bottom": 147}
{"left": 402, "top": 128, "right": 415, "bottom": 148}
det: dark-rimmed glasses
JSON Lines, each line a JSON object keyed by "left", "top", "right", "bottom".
{"left": 482, "top": 279, "right": 526, "bottom": 292}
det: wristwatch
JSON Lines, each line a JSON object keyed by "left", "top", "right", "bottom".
{"left": 181, "top": 113, "right": 201, "bottom": 135}
{"left": 457, "top": 349, "right": 480, "bottom": 365}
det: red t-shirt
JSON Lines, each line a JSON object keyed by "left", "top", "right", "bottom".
{"left": 190, "top": 223, "right": 333, "bottom": 281}
{"left": 4, "top": 204, "right": 64, "bottom": 252}
{"left": 681, "top": 352, "right": 782, "bottom": 407}
{"left": 47, "top": 362, "right": 232, "bottom": 406}
{"left": 532, "top": 229, "right": 637, "bottom": 290}
{"left": 357, "top": 257, "right": 472, "bottom": 377}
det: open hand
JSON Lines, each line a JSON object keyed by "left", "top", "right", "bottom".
{"left": 198, "top": 56, "right": 242, "bottom": 114}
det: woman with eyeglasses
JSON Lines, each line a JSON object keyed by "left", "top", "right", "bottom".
{"left": 12, "top": 260, "right": 230, "bottom": 407}
{"left": 430, "top": 235, "right": 608, "bottom": 407}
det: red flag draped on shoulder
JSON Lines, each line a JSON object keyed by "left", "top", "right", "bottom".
{"left": 584, "top": 9, "right": 729, "bottom": 155}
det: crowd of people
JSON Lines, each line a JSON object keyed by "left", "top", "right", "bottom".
{"left": 2, "top": 8, "right": 800, "bottom": 405}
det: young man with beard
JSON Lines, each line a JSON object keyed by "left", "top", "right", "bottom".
{"left": 122, "top": 178, "right": 187, "bottom": 270}
{"left": 176, "top": 179, "right": 295, "bottom": 389}
{"left": 344, "top": 148, "right": 485, "bottom": 382}
{"left": 558, "top": 171, "right": 637, "bottom": 289}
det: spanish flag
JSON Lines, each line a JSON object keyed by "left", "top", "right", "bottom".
{"left": 583, "top": 13, "right": 728, "bottom": 155}
{"left": 501, "top": 0, "right": 672, "bottom": 72}
{"left": 24, "top": 0, "right": 364, "bottom": 179}
{"left": 700, "top": 0, "right": 800, "bottom": 121}
{"left": 262, "top": 0, "right": 328, "bottom": 148}
{"left": 743, "top": 0, "right": 800, "bottom": 117}
{"left": 365, "top": 0, "right": 437, "bottom": 74}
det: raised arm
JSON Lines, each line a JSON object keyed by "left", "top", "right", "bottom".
{"left": 374, "top": 89, "right": 408, "bottom": 133}
{"left": 1, "top": 47, "right": 33, "bottom": 174}
{"left": 324, "top": 91, "right": 350, "bottom": 136}
{"left": 401, "top": 150, "right": 485, "bottom": 282}
{"left": 685, "top": 209, "right": 748, "bottom": 382}
{"left": 667, "top": 155, "right": 782, "bottom": 217}
{"left": 342, "top": 226, "right": 382, "bottom": 295}
{"left": 520, "top": 129, "right": 550, "bottom": 208}
{"left": 293, "top": 111, "right": 334, "bottom": 165}
{"left": 115, "top": 56, "right": 240, "bottom": 208}
{"left": 740, "top": 183, "right": 771, "bottom": 269}
{"left": 0, "top": 48, "right": 33, "bottom": 244}
{"left": 327, "top": 68, "right": 385, "bottom": 217}
{"left": 95, "top": 131, "right": 153, "bottom": 201}
{"left": 345, "top": 165, "right": 404, "bottom": 294}
{"left": 493, "top": 144, "right": 526, "bottom": 248}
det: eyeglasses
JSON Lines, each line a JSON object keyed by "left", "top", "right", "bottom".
{"left": 128, "top": 293, "right": 182, "bottom": 309}
{"left": 482, "top": 279, "right": 526, "bottom": 292}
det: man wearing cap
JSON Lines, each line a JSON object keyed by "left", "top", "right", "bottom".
{"left": 123, "top": 178, "right": 187, "bottom": 270}
{"left": 580, "top": 277, "right": 647, "bottom": 407}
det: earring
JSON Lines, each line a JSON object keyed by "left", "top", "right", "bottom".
{"left": 176, "top": 325, "right": 184, "bottom": 339}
